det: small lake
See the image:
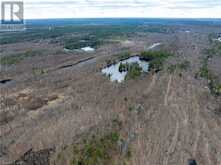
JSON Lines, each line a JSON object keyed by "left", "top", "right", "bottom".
{"left": 81, "top": 47, "right": 95, "bottom": 52}
{"left": 101, "top": 56, "right": 149, "bottom": 83}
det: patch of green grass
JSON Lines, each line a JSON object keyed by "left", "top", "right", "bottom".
{"left": 0, "top": 50, "right": 42, "bottom": 65}
{"left": 125, "top": 62, "right": 142, "bottom": 80}
{"left": 71, "top": 132, "right": 120, "bottom": 165}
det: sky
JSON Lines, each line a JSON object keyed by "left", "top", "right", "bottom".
{"left": 16, "top": 0, "right": 221, "bottom": 19}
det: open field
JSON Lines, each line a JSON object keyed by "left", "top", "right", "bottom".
{"left": 0, "top": 22, "right": 221, "bottom": 165}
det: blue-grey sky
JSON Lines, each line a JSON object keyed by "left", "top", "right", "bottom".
{"left": 23, "top": 0, "right": 221, "bottom": 19}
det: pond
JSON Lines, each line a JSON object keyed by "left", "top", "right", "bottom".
{"left": 101, "top": 56, "right": 149, "bottom": 83}
{"left": 81, "top": 46, "right": 95, "bottom": 52}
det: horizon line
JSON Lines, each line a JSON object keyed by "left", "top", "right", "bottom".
{"left": 23, "top": 17, "right": 221, "bottom": 20}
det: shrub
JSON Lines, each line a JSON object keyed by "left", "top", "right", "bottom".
{"left": 105, "top": 59, "right": 116, "bottom": 67}
{"left": 197, "top": 56, "right": 221, "bottom": 96}
{"left": 140, "top": 51, "right": 171, "bottom": 61}
{"left": 179, "top": 60, "right": 190, "bottom": 70}
{"left": 0, "top": 50, "right": 41, "bottom": 65}
{"left": 167, "top": 60, "right": 190, "bottom": 73}
{"left": 140, "top": 51, "right": 172, "bottom": 72}
{"left": 209, "top": 80, "right": 221, "bottom": 96}
{"left": 64, "top": 36, "right": 101, "bottom": 50}
{"left": 125, "top": 62, "right": 142, "bottom": 79}
{"left": 71, "top": 132, "right": 120, "bottom": 165}
{"left": 118, "top": 52, "right": 131, "bottom": 60}
{"left": 167, "top": 64, "right": 177, "bottom": 73}
{"left": 32, "top": 68, "right": 47, "bottom": 76}
{"left": 149, "top": 58, "right": 164, "bottom": 72}
{"left": 119, "top": 62, "right": 129, "bottom": 72}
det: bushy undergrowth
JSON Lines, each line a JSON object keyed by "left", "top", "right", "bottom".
{"left": 0, "top": 50, "right": 42, "bottom": 65}
{"left": 140, "top": 51, "right": 172, "bottom": 72}
{"left": 167, "top": 60, "right": 190, "bottom": 73}
{"left": 125, "top": 62, "right": 142, "bottom": 80}
{"left": 209, "top": 80, "right": 221, "bottom": 96}
{"left": 197, "top": 55, "right": 221, "bottom": 96}
{"left": 118, "top": 52, "right": 131, "bottom": 61}
{"left": 119, "top": 62, "right": 129, "bottom": 72}
{"left": 71, "top": 132, "right": 120, "bottom": 165}
{"left": 64, "top": 36, "right": 102, "bottom": 50}
{"left": 32, "top": 68, "right": 47, "bottom": 76}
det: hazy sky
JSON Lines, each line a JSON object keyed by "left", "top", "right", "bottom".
{"left": 23, "top": 0, "right": 221, "bottom": 19}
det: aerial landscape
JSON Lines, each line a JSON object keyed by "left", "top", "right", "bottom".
{"left": 0, "top": 1, "right": 221, "bottom": 165}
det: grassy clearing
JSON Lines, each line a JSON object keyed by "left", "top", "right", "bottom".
{"left": 140, "top": 51, "right": 172, "bottom": 72}
{"left": 0, "top": 50, "right": 42, "bottom": 65}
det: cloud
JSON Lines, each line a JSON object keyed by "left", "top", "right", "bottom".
{"left": 25, "top": 0, "right": 162, "bottom": 8}
{"left": 23, "top": 0, "right": 221, "bottom": 19}
{"left": 167, "top": 0, "right": 221, "bottom": 9}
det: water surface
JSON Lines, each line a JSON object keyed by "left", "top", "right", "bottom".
{"left": 81, "top": 47, "right": 95, "bottom": 52}
{"left": 102, "top": 56, "right": 149, "bottom": 83}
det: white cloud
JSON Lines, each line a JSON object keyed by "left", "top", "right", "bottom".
{"left": 22, "top": 0, "right": 221, "bottom": 19}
